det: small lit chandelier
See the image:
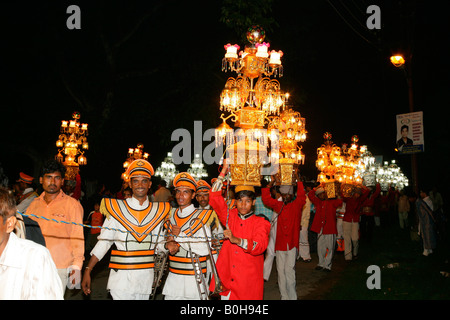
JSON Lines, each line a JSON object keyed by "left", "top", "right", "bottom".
{"left": 337, "top": 135, "right": 366, "bottom": 196}
{"left": 315, "top": 132, "right": 344, "bottom": 198}
{"left": 154, "top": 152, "right": 179, "bottom": 187}
{"left": 377, "top": 160, "right": 408, "bottom": 191}
{"left": 122, "top": 143, "right": 149, "bottom": 180}
{"left": 187, "top": 153, "right": 208, "bottom": 180}
{"left": 216, "top": 26, "right": 287, "bottom": 186}
{"left": 355, "top": 146, "right": 378, "bottom": 187}
{"left": 55, "top": 111, "right": 88, "bottom": 179}
{"left": 267, "top": 104, "right": 307, "bottom": 185}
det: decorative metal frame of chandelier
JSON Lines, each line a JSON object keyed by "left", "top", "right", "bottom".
{"left": 121, "top": 143, "right": 149, "bottom": 181}
{"left": 154, "top": 152, "right": 179, "bottom": 187}
{"left": 55, "top": 111, "right": 88, "bottom": 180}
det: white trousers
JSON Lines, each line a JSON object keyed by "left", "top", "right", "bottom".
{"left": 298, "top": 227, "right": 311, "bottom": 260}
{"left": 263, "top": 216, "right": 277, "bottom": 281}
{"left": 343, "top": 221, "right": 359, "bottom": 260}
{"left": 111, "top": 290, "right": 150, "bottom": 300}
{"left": 57, "top": 269, "right": 68, "bottom": 295}
{"left": 398, "top": 211, "right": 409, "bottom": 229}
{"left": 276, "top": 247, "right": 297, "bottom": 300}
{"left": 317, "top": 232, "right": 336, "bottom": 270}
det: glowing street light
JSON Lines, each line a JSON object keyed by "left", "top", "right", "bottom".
{"left": 390, "top": 55, "right": 405, "bottom": 68}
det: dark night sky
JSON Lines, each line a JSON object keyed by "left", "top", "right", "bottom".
{"left": 1, "top": 1, "right": 449, "bottom": 196}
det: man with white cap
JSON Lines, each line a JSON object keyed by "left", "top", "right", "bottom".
{"left": 308, "top": 185, "right": 343, "bottom": 272}
{"left": 81, "top": 159, "right": 171, "bottom": 300}
{"left": 262, "top": 171, "right": 306, "bottom": 300}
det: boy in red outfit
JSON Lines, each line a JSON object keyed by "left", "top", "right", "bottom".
{"left": 208, "top": 161, "right": 270, "bottom": 300}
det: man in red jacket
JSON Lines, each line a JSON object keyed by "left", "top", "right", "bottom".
{"left": 360, "top": 184, "right": 381, "bottom": 243}
{"left": 308, "top": 185, "right": 343, "bottom": 272}
{"left": 261, "top": 173, "right": 306, "bottom": 300}
{"left": 342, "top": 186, "right": 370, "bottom": 261}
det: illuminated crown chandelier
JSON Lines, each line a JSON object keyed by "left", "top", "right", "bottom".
{"left": 121, "top": 143, "right": 149, "bottom": 180}
{"left": 55, "top": 111, "right": 88, "bottom": 180}
{"left": 215, "top": 26, "right": 289, "bottom": 186}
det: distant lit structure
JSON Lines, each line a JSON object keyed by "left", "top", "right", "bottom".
{"left": 55, "top": 111, "right": 88, "bottom": 180}
{"left": 187, "top": 154, "right": 208, "bottom": 180}
{"left": 155, "top": 152, "right": 179, "bottom": 187}
{"left": 121, "top": 143, "right": 149, "bottom": 181}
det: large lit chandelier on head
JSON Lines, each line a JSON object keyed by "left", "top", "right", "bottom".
{"left": 216, "top": 25, "right": 288, "bottom": 186}
{"left": 121, "top": 143, "right": 149, "bottom": 180}
{"left": 154, "top": 152, "right": 179, "bottom": 187}
{"left": 55, "top": 111, "right": 88, "bottom": 180}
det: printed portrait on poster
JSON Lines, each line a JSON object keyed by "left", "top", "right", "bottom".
{"left": 396, "top": 111, "right": 424, "bottom": 154}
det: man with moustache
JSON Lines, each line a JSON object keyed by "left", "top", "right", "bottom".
{"left": 81, "top": 159, "right": 170, "bottom": 300}
{"left": 26, "top": 159, "right": 85, "bottom": 295}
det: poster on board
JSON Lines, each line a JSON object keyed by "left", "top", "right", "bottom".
{"left": 395, "top": 111, "right": 424, "bottom": 154}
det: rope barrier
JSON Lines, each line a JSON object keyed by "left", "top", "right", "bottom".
{"left": 17, "top": 211, "right": 223, "bottom": 243}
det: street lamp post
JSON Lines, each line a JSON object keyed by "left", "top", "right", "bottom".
{"left": 390, "top": 53, "right": 419, "bottom": 196}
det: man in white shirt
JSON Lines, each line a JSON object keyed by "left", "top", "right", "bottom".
{"left": 81, "top": 159, "right": 170, "bottom": 300}
{"left": 162, "top": 173, "right": 213, "bottom": 300}
{"left": 0, "top": 187, "right": 63, "bottom": 300}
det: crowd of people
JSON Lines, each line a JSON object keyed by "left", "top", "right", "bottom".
{"left": 0, "top": 158, "right": 447, "bottom": 300}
